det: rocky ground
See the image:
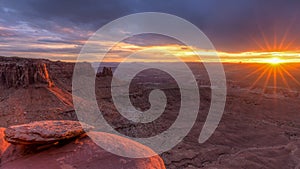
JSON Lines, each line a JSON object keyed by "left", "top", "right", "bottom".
{"left": 95, "top": 62, "right": 300, "bottom": 169}
{"left": 0, "top": 56, "right": 300, "bottom": 168}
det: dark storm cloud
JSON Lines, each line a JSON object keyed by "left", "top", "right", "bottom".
{"left": 0, "top": 0, "right": 300, "bottom": 59}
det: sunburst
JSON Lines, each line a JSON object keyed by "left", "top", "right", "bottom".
{"left": 244, "top": 26, "right": 300, "bottom": 95}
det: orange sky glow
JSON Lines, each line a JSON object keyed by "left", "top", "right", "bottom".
{"left": 92, "top": 42, "right": 300, "bottom": 63}
{"left": 3, "top": 41, "right": 300, "bottom": 64}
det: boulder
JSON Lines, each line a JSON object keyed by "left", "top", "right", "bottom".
{"left": 1, "top": 131, "right": 166, "bottom": 169}
{"left": 4, "top": 120, "right": 94, "bottom": 145}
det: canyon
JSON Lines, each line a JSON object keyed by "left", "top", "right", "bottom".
{"left": 0, "top": 56, "right": 300, "bottom": 168}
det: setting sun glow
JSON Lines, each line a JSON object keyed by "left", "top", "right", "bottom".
{"left": 267, "top": 57, "right": 284, "bottom": 65}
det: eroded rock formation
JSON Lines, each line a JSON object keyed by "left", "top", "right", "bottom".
{"left": 97, "top": 67, "right": 113, "bottom": 77}
{"left": 0, "top": 57, "right": 54, "bottom": 88}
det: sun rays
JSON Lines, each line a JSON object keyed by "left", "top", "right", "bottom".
{"left": 243, "top": 25, "right": 300, "bottom": 94}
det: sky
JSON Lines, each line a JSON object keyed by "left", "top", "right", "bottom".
{"left": 0, "top": 0, "right": 300, "bottom": 62}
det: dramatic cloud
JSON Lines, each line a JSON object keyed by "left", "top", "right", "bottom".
{"left": 0, "top": 0, "right": 299, "bottom": 61}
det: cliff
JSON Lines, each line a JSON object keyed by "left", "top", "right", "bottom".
{"left": 0, "top": 57, "right": 53, "bottom": 88}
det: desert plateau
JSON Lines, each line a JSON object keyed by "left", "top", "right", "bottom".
{"left": 0, "top": 56, "right": 299, "bottom": 168}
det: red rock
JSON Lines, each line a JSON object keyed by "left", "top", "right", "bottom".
{"left": 0, "top": 57, "right": 54, "bottom": 88}
{"left": 0, "top": 128, "right": 10, "bottom": 156}
{"left": 4, "top": 120, "right": 94, "bottom": 145}
{"left": 1, "top": 131, "right": 166, "bottom": 169}
{"left": 0, "top": 56, "right": 93, "bottom": 128}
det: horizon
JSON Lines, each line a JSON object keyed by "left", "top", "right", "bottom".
{"left": 3, "top": 55, "right": 300, "bottom": 64}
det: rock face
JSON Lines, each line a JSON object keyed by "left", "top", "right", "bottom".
{"left": 1, "top": 130, "right": 166, "bottom": 169}
{"left": 0, "top": 128, "right": 10, "bottom": 156}
{"left": 4, "top": 120, "right": 94, "bottom": 145}
{"left": 0, "top": 57, "right": 54, "bottom": 88}
{"left": 98, "top": 67, "right": 113, "bottom": 77}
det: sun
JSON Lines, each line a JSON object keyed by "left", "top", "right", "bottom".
{"left": 244, "top": 24, "right": 300, "bottom": 94}
{"left": 267, "top": 57, "right": 284, "bottom": 65}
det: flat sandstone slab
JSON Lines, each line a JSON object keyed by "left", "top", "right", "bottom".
{"left": 4, "top": 120, "right": 93, "bottom": 145}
